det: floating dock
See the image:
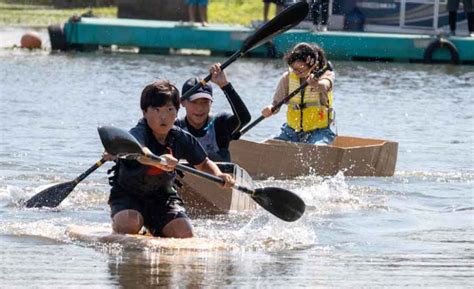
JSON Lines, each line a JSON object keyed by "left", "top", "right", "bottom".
{"left": 54, "top": 17, "right": 474, "bottom": 64}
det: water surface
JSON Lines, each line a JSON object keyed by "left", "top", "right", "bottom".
{"left": 1, "top": 35, "right": 473, "bottom": 288}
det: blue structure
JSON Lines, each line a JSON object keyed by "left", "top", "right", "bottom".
{"left": 52, "top": 17, "right": 474, "bottom": 64}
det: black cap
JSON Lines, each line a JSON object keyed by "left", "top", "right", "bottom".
{"left": 181, "top": 77, "right": 213, "bottom": 102}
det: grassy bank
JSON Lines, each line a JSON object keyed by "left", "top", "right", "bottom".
{"left": 0, "top": 2, "right": 116, "bottom": 26}
{"left": 0, "top": 0, "right": 274, "bottom": 27}
{"left": 208, "top": 0, "right": 266, "bottom": 25}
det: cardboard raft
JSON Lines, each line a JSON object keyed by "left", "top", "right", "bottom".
{"left": 229, "top": 136, "right": 398, "bottom": 180}
{"left": 67, "top": 225, "right": 231, "bottom": 251}
{"left": 176, "top": 163, "right": 257, "bottom": 216}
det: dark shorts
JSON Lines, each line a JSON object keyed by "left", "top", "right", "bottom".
{"left": 109, "top": 191, "right": 189, "bottom": 237}
{"left": 448, "top": 0, "right": 473, "bottom": 12}
{"left": 263, "top": 0, "right": 285, "bottom": 5}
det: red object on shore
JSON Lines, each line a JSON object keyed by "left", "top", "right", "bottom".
{"left": 21, "top": 31, "right": 42, "bottom": 49}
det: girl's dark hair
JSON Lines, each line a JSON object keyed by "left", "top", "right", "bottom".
{"left": 140, "top": 80, "right": 180, "bottom": 111}
{"left": 284, "top": 42, "right": 328, "bottom": 71}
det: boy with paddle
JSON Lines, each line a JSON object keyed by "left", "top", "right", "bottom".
{"left": 24, "top": 2, "right": 310, "bottom": 217}
{"left": 104, "top": 80, "right": 234, "bottom": 238}
{"left": 176, "top": 63, "right": 250, "bottom": 162}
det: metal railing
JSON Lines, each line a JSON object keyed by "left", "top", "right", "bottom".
{"left": 400, "top": 0, "right": 446, "bottom": 32}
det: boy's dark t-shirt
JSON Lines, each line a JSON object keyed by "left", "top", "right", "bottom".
{"left": 109, "top": 119, "right": 207, "bottom": 199}
{"left": 131, "top": 118, "right": 207, "bottom": 166}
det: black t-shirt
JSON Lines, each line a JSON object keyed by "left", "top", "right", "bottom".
{"left": 131, "top": 118, "right": 207, "bottom": 165}
{"left": 109, "top": 119, "right": 207, "bottom": 197}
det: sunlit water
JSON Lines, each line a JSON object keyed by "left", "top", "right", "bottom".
{"left": 0, "top": 28, "right": 473, "bottom": 288}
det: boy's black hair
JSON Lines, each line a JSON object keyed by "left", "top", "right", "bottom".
{"left": 140, "top": 80, "right": 180, "bottom": 111}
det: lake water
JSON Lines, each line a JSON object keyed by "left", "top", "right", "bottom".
{"left": 1, "top": 28, "right": 473, "bottom": 288}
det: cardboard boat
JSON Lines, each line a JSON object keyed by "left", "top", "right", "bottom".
{"left": 176, "top": 163, "right": 257, "bottom": 216}
{"left": 67, "top": 225, "right": 231, "bottom": 251}
{"left": 229, "top": 136, "right": 398, "bottom": 179}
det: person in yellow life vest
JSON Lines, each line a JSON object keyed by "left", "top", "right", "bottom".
{"left": 261, "top": 42, "right": 336, "bottom": 144}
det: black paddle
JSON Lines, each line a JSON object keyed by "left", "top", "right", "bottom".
{"left": 97, "top": 126, "right": 306, "bottom": 222}
{"left": 24, "top": 159, "right": 106, "bottom": 208}
{"left": 181, "top": 1, "right": 309, "bottom": 99}
{"left": 236, "top": 62, "right": 333, "bottom": 137}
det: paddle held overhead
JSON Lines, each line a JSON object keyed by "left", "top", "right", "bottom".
{"left": 181, "top": 1, "right": 309, "bottom": 99}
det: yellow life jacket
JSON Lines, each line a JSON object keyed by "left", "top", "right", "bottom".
{"left": 286, "top": 71, "right": 334, "bottom": 132}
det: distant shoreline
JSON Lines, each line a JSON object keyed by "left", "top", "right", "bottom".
{"left": 0, "top": 1, "right": 267, "bottom": 28}
{"left": 0, "top": 2, "right": 117, "bottom": 27}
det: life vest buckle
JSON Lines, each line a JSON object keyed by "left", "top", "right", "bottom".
{"left": 292, "top": 103, "right": 306, "bottom": 110}
{"left": 291, "top": 102, "right": 320, "bottom": 110}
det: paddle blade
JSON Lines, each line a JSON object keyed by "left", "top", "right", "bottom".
{"left": 252, "top": 187, "right": 305, "bottom": 222}
{"left": 98, "top": 126, "right": 143, "bottom": 156}
{"left": 241, "top": 1, "right": 309, "bottom": 53}
{"left": 25, "top": 181, "right": 76, "bottom": 208}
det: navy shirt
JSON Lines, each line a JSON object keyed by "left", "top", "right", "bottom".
{"left": 109, "top": 119, "right": 207, "bottom": 197}
{"left": 131, "top": 118, "right": 207, "bottom": 165}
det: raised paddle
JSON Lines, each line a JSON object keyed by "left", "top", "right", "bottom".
{"left": 235, "top": 62, "right": 333, "bottom": 138}
{"left": 24, "top": 159, "right": 107, "bottom": 208}
{"left": 97, "top": 125, "right": 306, "bottom": 222}
{"left": 181, "top": 1, "right": 309, "bottom": 99}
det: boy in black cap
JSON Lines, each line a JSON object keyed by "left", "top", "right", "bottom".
{"left": 176, "top": 63, "right": 250, "bottom": 162}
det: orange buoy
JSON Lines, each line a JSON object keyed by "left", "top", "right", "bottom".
{"left": 21, "top": 31, "right": 42, "bottom": 49}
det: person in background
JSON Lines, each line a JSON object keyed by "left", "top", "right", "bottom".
{"left": 311, "top": 0, "right": 330, "bottom": 32}
{"left": 260, "top": 42, "right": 336, "bottom": 144}
{"left": 263, "top": 0, "right": 285, "bottom": 22}
{"left": 447, "top": 0, "right": 474, "bottom": 36}
{"left": 187, "top": 0, "right": 208, "bottom": 26}
{"left": 176, "top": 63, "right": 251, "bottom": 162}
{"left": 105, "top": 80, "right": 234, "bottom": 238}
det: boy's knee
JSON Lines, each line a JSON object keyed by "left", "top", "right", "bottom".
{"left": 112, "top": 209, "right": 144, "bottom": 234}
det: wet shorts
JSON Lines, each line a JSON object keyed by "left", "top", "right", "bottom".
{"left": 187, "top": 0, "right": 208, "bottom": 6}
{"left": 275, "top": 123, "right": 336, "bottom": 144}
{"left": 109, "top": 193, "right": 189, "bottom": 237}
